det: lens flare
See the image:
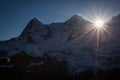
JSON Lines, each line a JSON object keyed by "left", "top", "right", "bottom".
{"left": 94, "top": 19, "right": 105, "bottom": 28}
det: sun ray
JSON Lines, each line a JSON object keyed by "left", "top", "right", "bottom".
{"left": 71, "top": 26, "right": 95, "bottom": 43}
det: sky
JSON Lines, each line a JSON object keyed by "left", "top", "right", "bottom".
{"left": 0, "top": 0, "right": 120, "bottom": 40}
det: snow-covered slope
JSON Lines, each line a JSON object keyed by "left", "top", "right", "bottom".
{"left": 0, "top": 14, "right": 120, "bottom": 73}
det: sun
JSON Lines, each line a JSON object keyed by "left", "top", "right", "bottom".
{"left": 94, "top": 19, "right": 105, "bottom": 29}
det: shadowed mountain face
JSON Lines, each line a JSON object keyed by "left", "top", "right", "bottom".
{"left": 0, "top": 14, "right": 120, "bottom": 80}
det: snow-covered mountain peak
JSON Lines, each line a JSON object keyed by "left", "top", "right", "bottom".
{"left": 20, "top": 18, "right": 45, "bottom": 37}
{"left": 64, "top": 15, "right": 90, "bottom": 30}
{"left": 111, "top": 14, "right": 120, "bottom": 21}
{"left": 29, "top": 18, "right": 43, "bottom": 24}
{"left": 71, "top": 15, "right": 83, "bottom": 19}
{"left": 66, "top": 15, "right": 83, "bottom": 24}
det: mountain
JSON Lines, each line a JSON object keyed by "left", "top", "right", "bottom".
{"left": 0, "top": 14, "right": 120, "bottom": 80}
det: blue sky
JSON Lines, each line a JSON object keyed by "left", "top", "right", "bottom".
{"left": 0, "top": 0, "right": 120, "bottom": 40}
